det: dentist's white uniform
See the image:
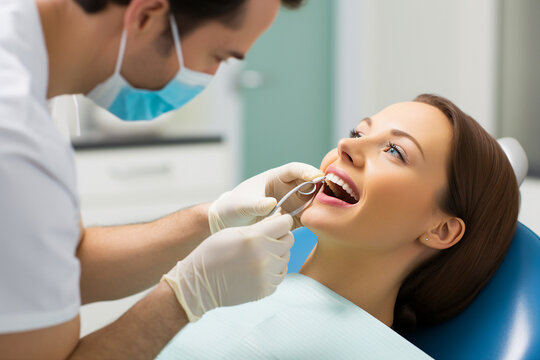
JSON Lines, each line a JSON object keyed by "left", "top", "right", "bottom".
{"left": 0, "top": 0, "right": 81, "bottom": 333}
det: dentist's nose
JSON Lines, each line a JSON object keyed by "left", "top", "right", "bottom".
{"left": 337, "top": 138, "right": 365, "bottom": 168}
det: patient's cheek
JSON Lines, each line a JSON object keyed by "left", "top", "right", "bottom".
{"left": 320, "top": 149, "right": 339, "bottom": 172}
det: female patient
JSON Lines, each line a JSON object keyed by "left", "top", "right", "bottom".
{"left": 157, "top": 94, "right": 519, "bottom": 359}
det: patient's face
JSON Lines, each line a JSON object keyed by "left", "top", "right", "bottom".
{"left": 301, "top": 101, "right": 453, "bottom": 252}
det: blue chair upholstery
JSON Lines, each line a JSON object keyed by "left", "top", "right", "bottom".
{"left": 288, "top": 227, "right": 319, "bottom": 273}
{"left": 289, "top": 222, "right": 540, "bottom": 359}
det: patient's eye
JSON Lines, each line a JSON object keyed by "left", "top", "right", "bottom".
{"left": 349, "top": 129, "right": 363, "bottom": 139}
{"left": 384, "top": 141, "right": 406, "bottom": 162}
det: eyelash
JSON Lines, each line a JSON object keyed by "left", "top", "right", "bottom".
{"left": 349, "top": 129, "right": 362, "bottom": 138}
{"left": 349, "top": 129, "right": 406, "bottom": 163}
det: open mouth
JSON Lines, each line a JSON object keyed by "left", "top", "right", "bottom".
{"left": 322, "top": 173, "right": 359, "bottom": 204}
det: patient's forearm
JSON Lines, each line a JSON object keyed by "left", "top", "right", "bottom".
{"left": 77, "top": 203, "right": 211, "bottom": 304}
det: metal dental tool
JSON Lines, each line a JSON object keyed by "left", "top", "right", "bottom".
{"left": 267, "top": 176, "right": 327, "bottom": 217}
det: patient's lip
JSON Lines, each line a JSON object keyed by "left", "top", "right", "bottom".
{"left": 315, "top": 188, "right": 357, "bottom": 208}
{"left": 325, "top": 165, "right": 360, "bottom": 197}
{"left": 314, "top": 165, "right": 360, "bottom": 208}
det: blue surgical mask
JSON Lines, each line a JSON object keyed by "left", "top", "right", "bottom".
{"left": 87, "top": 15, "right": 213, "bottom": 121}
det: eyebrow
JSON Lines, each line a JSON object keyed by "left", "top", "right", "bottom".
{"left": 228, "top": 51, "right": 245, "bottom": 60}
{"left": 361, "top": 117, "right": 372, "bottom": 126}
{"left": 360, "top": 117, "right": 425, "bottom": 159}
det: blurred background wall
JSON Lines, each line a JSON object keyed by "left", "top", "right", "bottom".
{"left": 241, "top": 0, "right": 334, "bottom": 178}
{"left": 498, "top": 0, "right": 540, "bottom": 177}
{"left": 334, "top": 0, "right": 499, "bottom": 138}
{"left": 49, "top": 0, "right": 539, "bottom": 336}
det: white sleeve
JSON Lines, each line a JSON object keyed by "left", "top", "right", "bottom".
{"left": 0, "top": 129, "right": 81, "bottom": 333}
{"left": 0, "top": 0, "right": 81, "bottom": 333}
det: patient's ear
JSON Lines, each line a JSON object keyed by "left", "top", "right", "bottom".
{"left": 422, "top": 216, "right": 465, "bottom": 250}
{"left": 320, "top": 149, "right": 339, "bottom": 172}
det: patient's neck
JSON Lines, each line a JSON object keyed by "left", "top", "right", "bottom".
{"left": 299, "top": 238, "right": 417, "bottom": 327}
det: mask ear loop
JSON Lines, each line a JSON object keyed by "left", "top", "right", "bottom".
{"left": 169, "top": 14, "right": 185, "bottom": 71}
{"left": 115, "top": 28, "right": 128, "bottom": 75}
{"left": 74, "top": 25, "right": 126, "bottom": 137}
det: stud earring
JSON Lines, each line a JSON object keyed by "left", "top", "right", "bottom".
{"left": 425, "top": 237, "right": 429, "bottom": 241}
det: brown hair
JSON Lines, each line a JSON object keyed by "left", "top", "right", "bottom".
{"left": 393, "top": 94, "right": 520, "bottom": 333}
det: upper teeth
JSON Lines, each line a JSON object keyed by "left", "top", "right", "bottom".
{"left": 325, "top": 173, "right": 359, "bottom": 201}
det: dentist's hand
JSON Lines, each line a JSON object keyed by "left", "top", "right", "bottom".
{"left": 162, "top": 214, "right": 294, "bottom": 322}
{"left": 208, "top": 162, "right": 323, "bottom": 233}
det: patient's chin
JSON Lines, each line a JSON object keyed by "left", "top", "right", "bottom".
{"left": 300, "top": 204, "right": 326, "bottom": 230}
{"left": 299, "top": 207, "right": 314, "bottom": 228}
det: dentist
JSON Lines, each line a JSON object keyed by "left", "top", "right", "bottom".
{"left": 0, "top": 0, "right": 322, "bottom": 359}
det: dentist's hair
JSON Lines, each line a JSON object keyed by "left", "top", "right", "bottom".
{"left": 393, "top": 94, "right": 520, "bottom": 333}
{"left": 73, "top": 0, "right": 304, "bottom": 35}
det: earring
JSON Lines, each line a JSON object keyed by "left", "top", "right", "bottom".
{"left": 425, "top": 237, "right": 429, "bottom": 241}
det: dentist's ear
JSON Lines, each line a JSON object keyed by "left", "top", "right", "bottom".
{"left": 320, "top": 149, "right": 339, "bottom": 173}
{"left": 422, "top": 217, "right": 465, "bottom": 250}
{"left": 124, "top": 0, "right": 169, "bottom": 35}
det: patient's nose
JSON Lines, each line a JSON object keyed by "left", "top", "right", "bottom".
{"left": 338, "top": 138, "right": 365, "bottom": 168}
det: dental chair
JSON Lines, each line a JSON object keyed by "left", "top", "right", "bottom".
{"left": 288, "top": 138, "right": 540, "bottom": 359}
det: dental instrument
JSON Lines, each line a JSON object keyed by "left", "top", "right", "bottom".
{"left": 268, "top": 176, "right": 326, "bottom": 217}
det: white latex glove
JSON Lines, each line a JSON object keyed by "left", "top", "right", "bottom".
{"left": 208, "top": 162, "right": 324, "bottom": 233}
{"left": 162, "top": 214, "right": 294, "bottom": 322}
